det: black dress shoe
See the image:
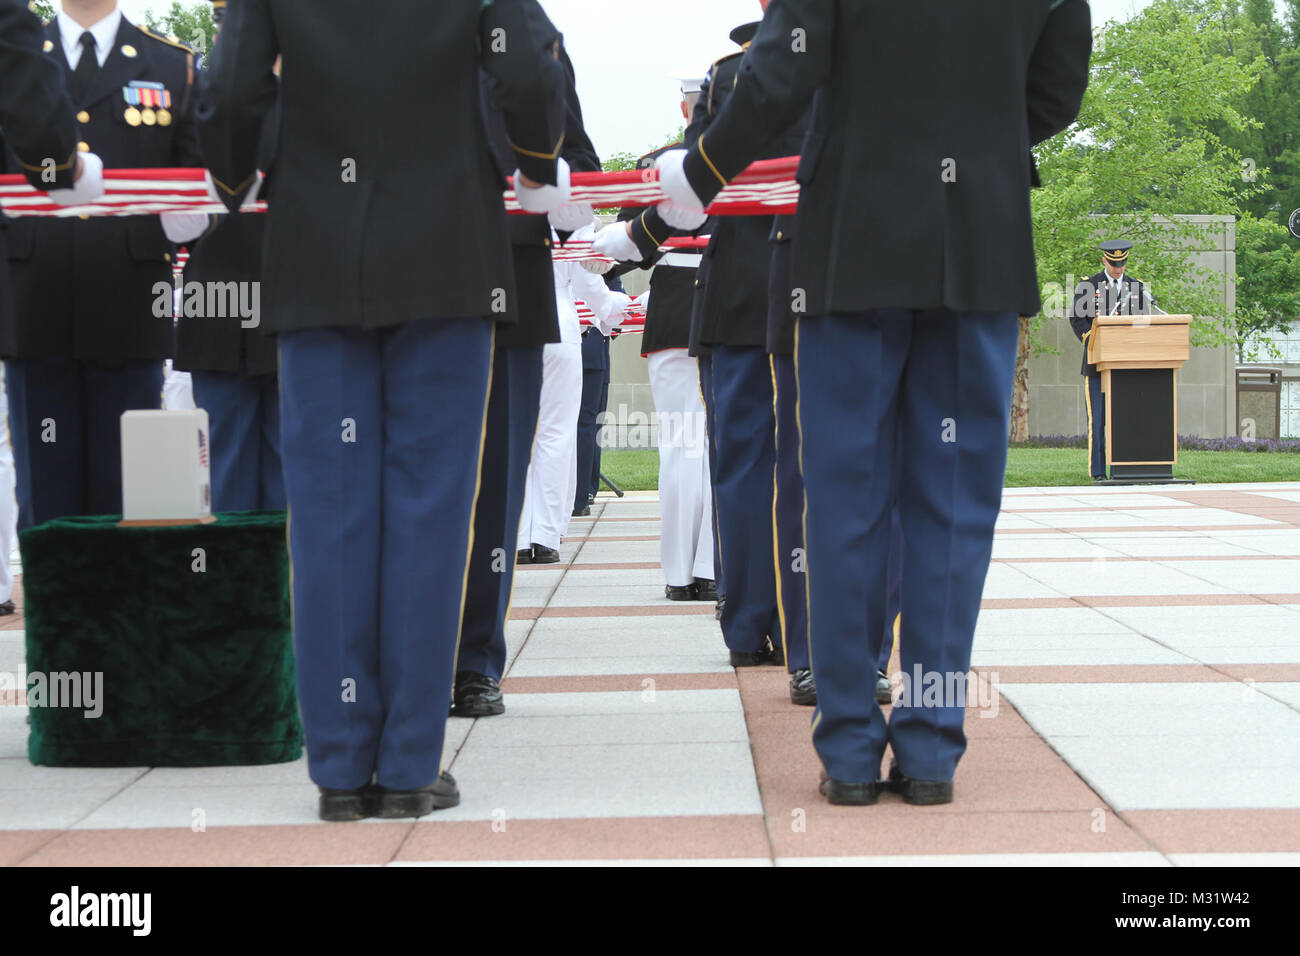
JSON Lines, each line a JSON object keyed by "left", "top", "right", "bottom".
{"left": 665, "top": 583, "right": 697, "bottom": 601}
{"left": 531, "top": 544, "right": 560, "bottom": 564}
{"left": 715, "top": 595, "right": 726, "bottom": 622}
{"left": 693, "top": 578, "right": 718, "bottom": 602}
{"left": 572, "top": 505, "right": 591, "bottom": 517}
{"left": 770, "top": 639, "right": 785, "bottom": 667}
{"left": 876, "top": 670, "right": 894, "bottom": 705}
{"left": 0, "top": 600, "right": 14, "bottom": 616}
{"left": 374, "top": 771, "right": 460, "bottom": 818}
{"left": 516, "top": 548, "right": 533, "bottom": 565}
{"left": 729, "top": 638, "right": 777, "bottom": 667}
{"left": 789, "top": 668, "right": 816, "bottom": 706}
{"left": 818, "top": 774, "right": 882, "bottom": 806}
{"left": 318, "top": 784, "right": 375, "bottom": 822}
{"left": 452, "top": 671, "right": 505, "bottom": 717}
{"left": 886, "top": 763, "right": 954, "bottom": 805}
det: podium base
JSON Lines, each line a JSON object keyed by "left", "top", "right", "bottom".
{"left": 1093, "top": 477, "right": 1196, "bottom": 486}
{"left": 1098, "top": 464, "right": 1194, "bottom": 486}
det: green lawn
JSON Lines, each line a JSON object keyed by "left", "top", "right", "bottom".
{"left": 599, "top": 447, "right": 1298, "bottom": 492}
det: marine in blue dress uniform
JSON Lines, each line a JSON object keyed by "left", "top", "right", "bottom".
{"left": 1, "top": 1, "right": 203, "bottom": 530}
{"left": 660, "top": 0, "right": 1092, "bottom": 804}
{"left": 452, "top": 38, "right": 600, "bottom": 719}
{"left": 1070, "top": 240, "right": 1154, "bottom": 481}
{"left": 199, "top": 0, "right": 568, "bottom": 820}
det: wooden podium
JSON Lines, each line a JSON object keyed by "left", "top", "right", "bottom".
{"left": 1087, "top": 314, "right": 1193, "bottom": 482}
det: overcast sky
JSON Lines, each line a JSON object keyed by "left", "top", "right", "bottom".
{"left": 108, "top": 0, "right": 1153, "bottom": 159}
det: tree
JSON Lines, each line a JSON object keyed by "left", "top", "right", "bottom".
{"left": 1021, "top": 0, "right": 1266, "bottom": 440}
{"left": 144, "top": 1, "right": 216, "bottom": 58}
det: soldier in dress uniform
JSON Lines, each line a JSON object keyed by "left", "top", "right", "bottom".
{"left": 199, "top": 0, "right": 569, "bottom": 821}
{"left": 451, "top": 38, "right": 601, "bottom": 718}
{"left": 595, "top": 2, "right": 807, "bottom": 669}
{"left": 768, "top": 214, "right": 899, "bottom": 706}
{"left": 610, "top": 84, "right": 717, "bottom": 603}
{"left": 1, "top": 0, "right": 105, "bottom": 611}
{"left": 1070, "top": 239, "right": 1156, "bottom": 481}
{"left": 1, "top": 0, "right": 202, "bottom": 531}
{"left": 657, "top": 0, "right": 1092, "bottom": 804}
{"left": 173, "top": 0, "right": 283, "bottom": 512}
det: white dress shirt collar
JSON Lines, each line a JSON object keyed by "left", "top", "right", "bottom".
{"left": 57, "top": 7, "right": 123, "bottom": 69}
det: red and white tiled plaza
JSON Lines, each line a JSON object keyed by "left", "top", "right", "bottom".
{"left": 3, "top": 482, "right": 1299, "bottom": 865}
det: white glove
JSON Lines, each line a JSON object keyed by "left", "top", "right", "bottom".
{"left": 161, "top": 212, "right": 210, "bottom": 243}
{"left": 657, "top": 200, "right": 708, "bottom": 231}
{"left": 549, "top": 200, "right": 595, "bottom": 233}
{"left": 597, "top": 292, "right": 633, "bottom": 334}
{"left": 634, "top": 290, "right": 650, "bottom": 310}
{"left": 45, "top": 152, "right": 105, "bottom": 207}
{"left": 655, "top": 149, "right": 706, "bottom": 210}
{"left": 591, "top": 222, "right": 643, "bottom": 263}
{"left": 581, "top": 258, "right": 614, "bottom": 275}
{"left": 515, "top": 157, "right": 572, "bottom": 215}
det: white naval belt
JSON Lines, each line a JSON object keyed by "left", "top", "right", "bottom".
{"left": 660, "top": 252, "right": 703, "bottom": 269}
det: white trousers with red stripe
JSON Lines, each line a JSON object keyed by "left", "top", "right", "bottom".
{"left": 517, "top": 342, "right": 583, "bottom": 553}
{"left": 648, "top": 348, "right": 713, "bottom": 587}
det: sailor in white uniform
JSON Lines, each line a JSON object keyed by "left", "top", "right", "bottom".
{"left": 517, "top": 227, "right": 630, "bottom": 563}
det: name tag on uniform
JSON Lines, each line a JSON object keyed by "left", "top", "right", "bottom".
{"left": 122, "top": 80, "right": 173, "bottom": 127}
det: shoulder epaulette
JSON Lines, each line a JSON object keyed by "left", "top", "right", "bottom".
{"left": 139, "top": 25, "right": 195, "bottom": 54}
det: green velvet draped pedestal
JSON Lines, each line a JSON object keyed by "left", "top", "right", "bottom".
{"left": 21, "top": 512, "right": 302, "bottom": 767}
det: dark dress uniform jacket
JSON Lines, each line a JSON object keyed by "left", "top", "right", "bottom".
{"left": 625, "top": 24, "right": 808, "bottom": 353}
{"left": 0, "top": 0, "right": 79, "bottom": 330}
{"left": 613, "top": 144, "right": 709, "bottom": 355}
{"left": 175, "top": 88, "right": 279, "bottom": 377}
{"left": 483, "top": 42, "right": 599, "bottom": 350}
{"left": 0, "top": 16, "right": 203, "bottom": 361}
{"left": 766, "top": 213, "right": 796, "bottom": 355}
{"left": 679, "top": 0, "right": 1093, "bottom": 319}
{"left": 1070, "top": 270, "right": 1149, "bottom": 375}
{"left": 197, "top": 0, "right": 566, "bottom": 336}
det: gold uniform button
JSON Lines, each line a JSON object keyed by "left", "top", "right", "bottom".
{"left": 776, "top": 231, "right": 784, "bottom": 240}
{"left": 77, "top": 141, "right": 90, "bottom": 153}
{"left": 76, "top": 111, "right": 90, "bottom": 124}
{"left": 78, "top": 214, "right": 90, "bottom": 220}
{"left": 164, "top": 253, "right": 171, "bottom": 262}
{"left": 121, "top": 44, "right": 137, "bottom": 58}
{"left": 42, "top": 39, "right": 53, "bottom": 53}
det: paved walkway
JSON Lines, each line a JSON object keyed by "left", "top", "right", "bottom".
{"left": 3, "top": 482, "right": 1300, "bottom": 865}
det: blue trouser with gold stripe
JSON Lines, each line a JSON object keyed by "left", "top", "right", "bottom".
{"left": 277, "top": 318, "right": 492, "bottom": 792}
{"left": 1085, "top": 371, "right": 1106, "bottom": 478}
{"left": 191, "top": 371, "right": 285, "bottom": 513}
{"left": 797, "top": 309, "right": 1017, "bottom": 784}
{"left": 710, "top": 344, "right": 780, "bottom": 654}
{"left": 457, "top": 345, "right": 543, "bottom": 683}
{"left": 6, "top": 357, "right": 162, "bottom": 531}
{"left": 773, "top": 354, "right": 899, "bottom": 675}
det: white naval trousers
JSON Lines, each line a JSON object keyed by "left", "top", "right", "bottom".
{"left": 517, "top": 341, "right": 583, "bottom": 552}
{"left": 162, "top": 359, "right": 196, "bottom": 410}
{"left": 0, "top": 371, "right": 15, "bottom": 603}
{"left": 648, "top": 348, "right": 714, "bottom": 587}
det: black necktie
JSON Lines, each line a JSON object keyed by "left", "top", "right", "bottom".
{"left": 72, "top": 31, "right": 98, "bottom": 101}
